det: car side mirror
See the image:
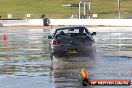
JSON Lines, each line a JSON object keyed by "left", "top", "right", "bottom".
{"left": 48, "top": 35, "right": 53, "bottom": 39}
{"left": 91, "top": 32, "right": 97, "bottom": 36}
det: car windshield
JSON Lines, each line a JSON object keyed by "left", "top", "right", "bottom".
{"left": 55, "top": 27, "right": 89, "bottom": 36}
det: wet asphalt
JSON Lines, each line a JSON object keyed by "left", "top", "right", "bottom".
{"left": 0, "top": 27, "right": 132, "bottom": 88}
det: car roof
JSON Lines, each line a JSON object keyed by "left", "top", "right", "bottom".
{"left": 56, "top": 26, "right": 87, "bottom": 30}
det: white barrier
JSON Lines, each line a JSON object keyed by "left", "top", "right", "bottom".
{"left": 0, "top": 21, "right": 3, "bottom": 26}
{"left": 50, "top": 19, "right": 132, "bottom": 26}
{"left": 28, "top": 19, "right": 43, "bottom": 26}
{"left": 2, "top": 19, "right": 43, "bottom": 26}
{"left": 1, "top": 19, "right": 132, "bottom": 26}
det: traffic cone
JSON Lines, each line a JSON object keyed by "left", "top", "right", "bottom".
{"left": 3, "top": 34, "right": 7, "bottom": 41}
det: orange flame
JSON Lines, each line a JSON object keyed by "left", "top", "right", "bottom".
{"left": 81, "top": 68, "right": 89, "bottom": 78}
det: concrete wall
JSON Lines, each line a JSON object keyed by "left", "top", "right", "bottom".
{"left": 50, "top": 19, "right": 132, "bottom": 26}
{"left": 1, "top": 19, "right": 43, "bottom": 26}
{"left": 1, "top": 19, "right": 132, "bottom": 26}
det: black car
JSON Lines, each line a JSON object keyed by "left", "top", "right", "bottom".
{"left": 48, "top": 26, "right": 96, "bottom": 59}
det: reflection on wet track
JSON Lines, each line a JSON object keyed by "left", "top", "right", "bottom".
{"left": 0, "top": 27, "right": 132, "bottom": 88}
